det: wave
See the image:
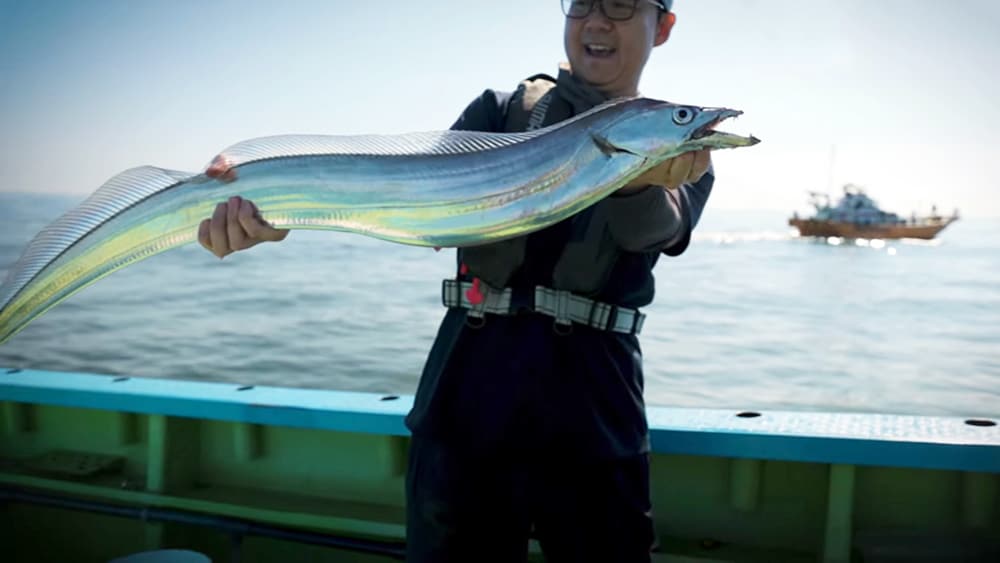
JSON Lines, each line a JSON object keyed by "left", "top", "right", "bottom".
{"left": 693, "top": 229, "right": 797, "bottom": 244}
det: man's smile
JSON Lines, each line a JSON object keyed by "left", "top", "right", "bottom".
{"left": 584, "top": 42, "right": 617, "bottom": 58}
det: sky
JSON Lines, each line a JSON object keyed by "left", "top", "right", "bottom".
{"left": 1, "top": 0, "right": 998, "bottom": 217}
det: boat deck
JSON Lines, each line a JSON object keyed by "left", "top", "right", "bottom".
{"left": 2, "top": 368, "right": 998, "bottom": 562}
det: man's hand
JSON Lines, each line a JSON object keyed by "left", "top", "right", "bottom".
{"left": 206, "top": 154, "right": 239, "bottom": 183}
{"left": 198, "top": 196, "right": 289, "bottom": 259}
{"left": 618, "top": 149, "right": 711, "bottom": 194}
{"left": 197, "top": 154, "right": 289, "bottom": 259}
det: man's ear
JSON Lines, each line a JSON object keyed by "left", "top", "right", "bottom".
{"left": 654, "top": 12, "right": 676, "bottom": 46}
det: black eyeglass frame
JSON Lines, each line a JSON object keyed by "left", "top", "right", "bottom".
{"left": 561, "top": 0, "right": 670, "bottom": 22}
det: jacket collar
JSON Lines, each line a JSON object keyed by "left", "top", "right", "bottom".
{"left": 554, "top": 63, "right": 612, "bottom": 114}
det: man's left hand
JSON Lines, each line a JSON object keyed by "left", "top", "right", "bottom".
{"left": 617, "top": 149, "right": 711, "bottom": 194}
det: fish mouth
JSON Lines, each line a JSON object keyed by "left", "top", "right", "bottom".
{"left": 691, "top": 109, "right": 760, "bottom": 148}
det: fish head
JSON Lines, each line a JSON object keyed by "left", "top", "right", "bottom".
{"left": 595, "top": 99, "right": 759, "bottom": 161}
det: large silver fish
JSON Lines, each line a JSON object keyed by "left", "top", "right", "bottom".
{"left": 0, "top": 97, "right": 758, "bottom": 344}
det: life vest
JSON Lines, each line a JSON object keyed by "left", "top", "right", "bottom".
{"left": 459, "top": 69, "right": 631, "bottom": 300}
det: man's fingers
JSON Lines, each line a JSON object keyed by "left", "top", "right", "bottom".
{"left": 197, "top": 219, "right": 212, "bottom": 253}
{"left": 226, "top": 196, "right": 248, "bottom": 251}
{"left": 197, "top": 198, "right": 288, "bottom": 260}
{"left": 238, "top": 200, "right": 289, "bottom": 243}
{"left": 206, "top": 154, "right": 238, "bottom": 183}
{"left": 623, "top": 149, "right": 712, "bottom": 192}
{"left": 666, "top": 153, "right": 694, "bottom": 189}
{"left": 689, "top": 149, "right": 711, "bottom": 182}
{"left": 205, "top": 155, "right": 227, "bottom": 177}
{"left": 236, "top": 199, "right": 265, "bottom": 246}
{"left": 208, "top": 202, "right": 231, "bottom": 259}
{"left": 251, "top": 202, "right": 289, "bottom": 242}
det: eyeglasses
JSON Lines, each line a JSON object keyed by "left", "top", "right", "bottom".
{"left": 561, "top": 0, "right": 668, "bottom": 22}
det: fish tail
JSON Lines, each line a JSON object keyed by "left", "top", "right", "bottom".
{"left": 0, "top": 165, "right": 195, "bottom": 343}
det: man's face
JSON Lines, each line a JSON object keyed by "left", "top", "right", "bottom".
{"left": 564, "top": 1, "right": 675, "bottom": 98}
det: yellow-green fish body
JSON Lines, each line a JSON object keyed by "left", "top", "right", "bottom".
{"left": 0, "top": 98, "right": 758, "bottom": 343}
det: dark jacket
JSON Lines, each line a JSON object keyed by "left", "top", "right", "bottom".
{"left": 405, "top": 68, "right": 714, "bottom": 459}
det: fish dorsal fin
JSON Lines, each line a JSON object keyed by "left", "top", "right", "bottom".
{"left": 0, "top": 97, "right": 644, "bottom": 316}
{"left": 219, "top": 130, "right": 545, "bottom": 168}
{"left": 218, "top": 97, "right": 641, "bottom": 168}
{"left": 0, "top": 166, "right": 193, "bottom": 312}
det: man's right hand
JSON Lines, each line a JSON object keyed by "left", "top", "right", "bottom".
{"left": 198, "top": 156, "right": 289, "bottom": 259}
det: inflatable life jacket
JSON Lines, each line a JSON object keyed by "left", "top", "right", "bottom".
{"left": 459, "top": 69, "right": 635, "bottom": 299}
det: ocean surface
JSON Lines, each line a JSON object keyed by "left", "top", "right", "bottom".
{"left": 0, "top": 192, "right": 997, "bottom": 418}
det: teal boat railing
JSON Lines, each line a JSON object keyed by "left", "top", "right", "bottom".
{"left": 1, "top": 367, "right": 997, "bottom": 472}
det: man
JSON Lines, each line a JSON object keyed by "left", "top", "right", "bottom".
{"left": 199, "top": 1, "right": 712, "bottom": 561}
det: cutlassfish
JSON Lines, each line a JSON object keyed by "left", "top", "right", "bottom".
{"left": 0, "top": 97, "right": 759, "bottom": 343}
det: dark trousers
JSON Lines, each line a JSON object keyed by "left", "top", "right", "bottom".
{"left": 405, "top": 434, "right": 656, "bottom": 563}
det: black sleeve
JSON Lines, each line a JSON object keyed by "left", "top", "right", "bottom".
{"left": 604, "top": 186, "right": 684, "bottom": 253}
{"left": 450, "top": 89, "right": 513, "bottom": 133}
{"left": 663, "top": 167, "right": 715, "bottom": 257}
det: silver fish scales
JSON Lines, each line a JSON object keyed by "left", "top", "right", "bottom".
{"left": 0, "top": 97, "right": 758, "bottom": 344}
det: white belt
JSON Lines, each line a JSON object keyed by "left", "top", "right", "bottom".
{"left": 441, "top": 280, "right": 645, "bottom": 335}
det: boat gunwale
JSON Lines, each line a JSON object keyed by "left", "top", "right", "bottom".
{"left": 1, "top": 368, "right": 997, "bottom": 473}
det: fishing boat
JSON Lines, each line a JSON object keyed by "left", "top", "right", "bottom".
{"left": 789, "top": 184, "right": 959, "bottom": 240}
{"left": 1, "top": 367, "right": 998, "bottom": 562}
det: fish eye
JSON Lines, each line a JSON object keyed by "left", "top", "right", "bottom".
{"left": 672, "top": 107, "right": 696, "bottom": 125}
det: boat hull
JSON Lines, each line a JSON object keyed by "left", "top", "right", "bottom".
{"left": 1, "top": 368, "right": 998, "bottom": 562}
{"left": 789, "top": 218, "right": 956, "bottom": 240}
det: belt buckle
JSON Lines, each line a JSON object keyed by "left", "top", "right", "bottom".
{"left": 605, "top": 304, "right": 619, "bottom": 332}
{"left": 510, "top": 286, "right": 534, "bottom": 315}
{"left": 629, "top": 311, "right": 642, "bottom": 335}
{"left": 585, "top": 300, "right": 620, "bottom": 332}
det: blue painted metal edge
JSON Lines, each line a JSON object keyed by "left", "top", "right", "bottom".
{"left": 2, "top": 368, "right": 998, "bottom": 472}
